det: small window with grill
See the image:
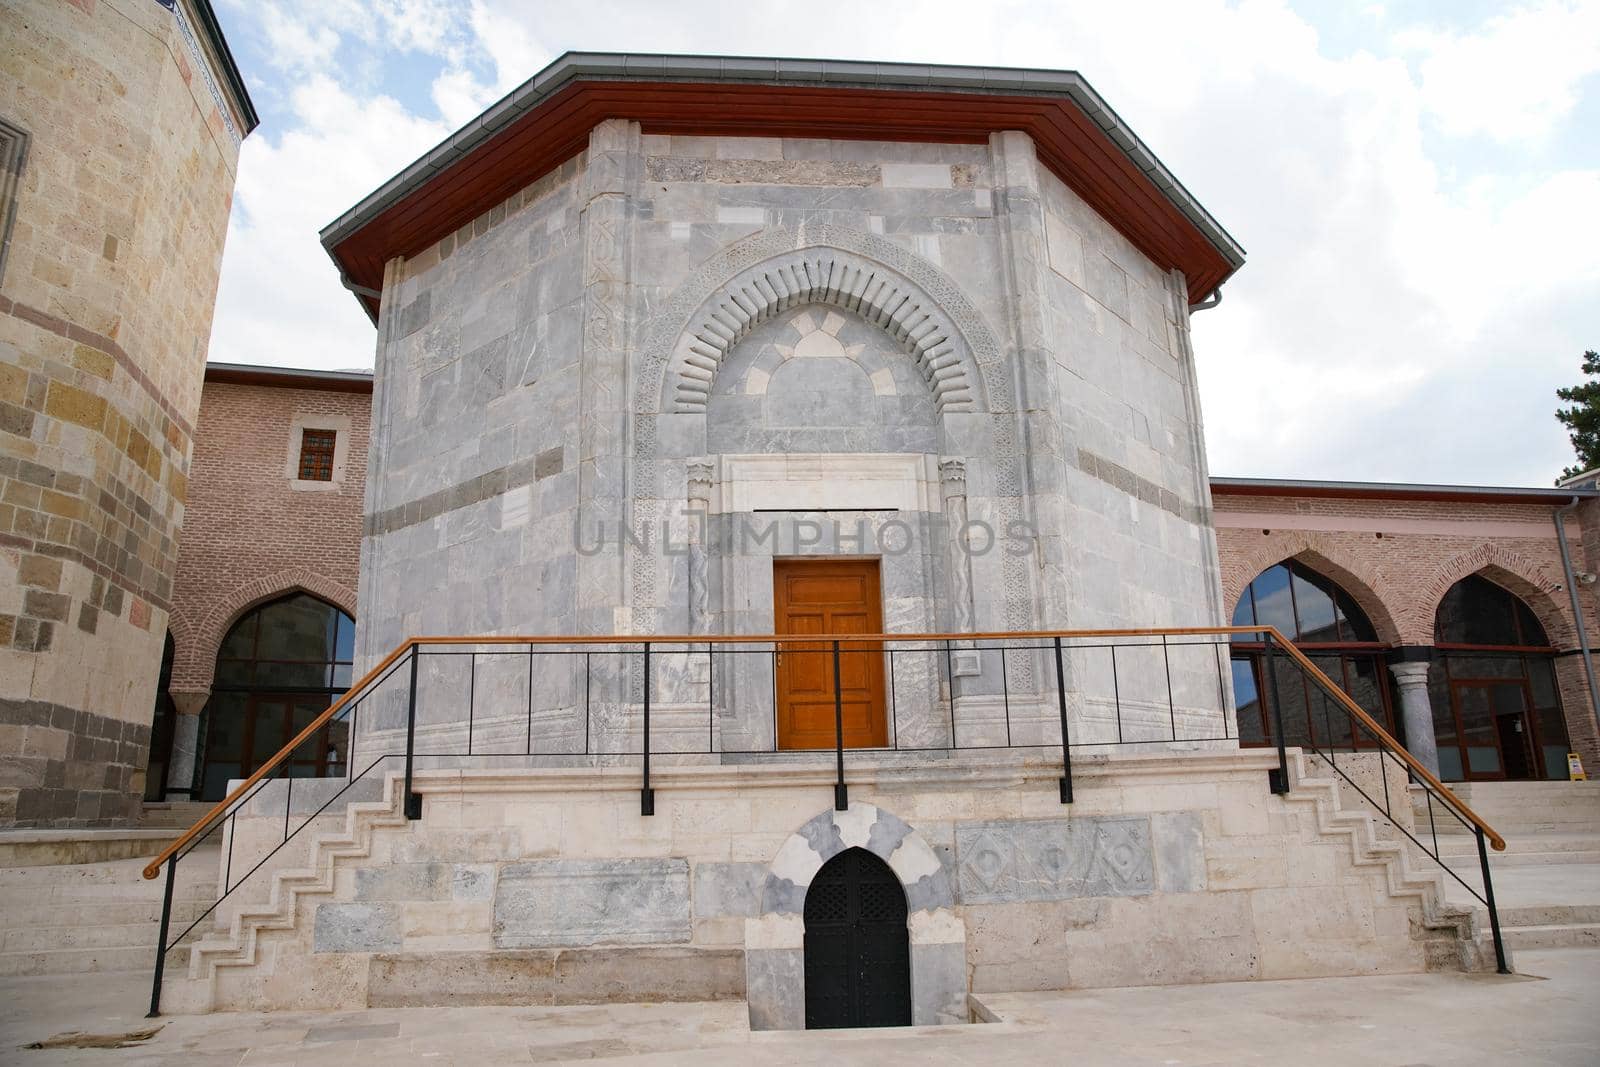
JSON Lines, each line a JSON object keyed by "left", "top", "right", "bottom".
{"left": 297, "top": 429, "right": 336, "bottom": 481}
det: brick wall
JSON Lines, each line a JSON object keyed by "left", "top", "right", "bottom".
{"left": 1214, "top": 489, "right": 1600, "bottom": 772}
{"left": 167, "top": 378, "right": 370, "bottom": 702}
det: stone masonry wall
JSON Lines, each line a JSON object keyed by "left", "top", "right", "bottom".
{"left": 0, "top": 0, "right": 246, "bottom": 824}
{"left": 1214, "top": 489, "right": 1600, "bottom": 771}
{"left": 177, "top": 750, "right": 1475, "bottom": 1016}
{"left": 356, "top": 124, "right": 1225, "bottom": 752}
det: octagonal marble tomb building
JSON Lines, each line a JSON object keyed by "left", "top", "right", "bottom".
{"left": 327, "top": 54, "right": 1246, "bottom": 761}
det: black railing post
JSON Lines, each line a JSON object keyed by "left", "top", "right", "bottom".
{"left": 145, "top": 855, "right": 177, "bottom": 1017}
{"left": 641, "top": 642, "right": 655, "bottom": 816}
{"left": 403, "top": 646, "right": 422, "bottom": 819}
{"left": 1054, "top": 636, "right": 1073, "bottom": 804}
{"left": 833, "top": 639, "right": 848, "bottom": 811}
{"left": 1264, "top": 632, "right": 1290, "bottom": 794}
{"left": 1477, "top": 826, "right": 1510, "bottom": 974}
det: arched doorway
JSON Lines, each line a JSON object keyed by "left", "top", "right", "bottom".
{"left": 1430, "top": 575, "right": 1570, "bottom": 780}
{"left": 1229, "top": 560, "right": 1397, "bottom": 750}
{"left": 198, "top": 593, "right": 355, "bottom": 801}
{"left": 803, "top": 847, "right": 911, "bottom": 1029}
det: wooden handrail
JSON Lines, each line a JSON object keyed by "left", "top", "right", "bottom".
{"left": 141, "top": 639, "right": 417, "bottom": 880}
{"left": 142, "top": 623, "right": 1502, "bottom": 879}
{"left": 1259, "top": 626, "right": 1505, "bottom": 851}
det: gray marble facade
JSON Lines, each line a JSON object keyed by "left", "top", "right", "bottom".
{"left": 356, "top": 122, "right": 1230, "bottom": 753}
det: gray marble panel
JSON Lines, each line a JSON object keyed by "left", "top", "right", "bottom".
{"left": 693, "top": 861, "right": 769, "bottom": 919}
{"left": 911, "top": 941, "right": 968, "bottom": 1024}
{"left": 745, "top": 947, "right": 804, "bottom": 1031}
{"left": 314, "top": 902, "right": 402, "bottom": 953}
{"left": 1151, "top": 811, "right": 1206, "bottom": 894}
{"left": 353, "top": 862, "right": 453, "bottom": 902}
{"left": 494, "top": 859, "right": 691, "bottom": 948}
{"left": 954, "top": 815, "right": 1154, "bottom": 904}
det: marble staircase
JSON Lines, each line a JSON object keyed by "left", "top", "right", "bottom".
{"left": 1412, "top": 780, "right": 1600, "bottom": 951}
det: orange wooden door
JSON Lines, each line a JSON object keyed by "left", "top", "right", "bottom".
{"left": 774, "top": 559, "right": 887, "bottom": 750}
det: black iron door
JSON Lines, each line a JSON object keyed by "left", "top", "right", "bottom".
{"left": 803, "top": 847, "right": 911, "bottom": 1029}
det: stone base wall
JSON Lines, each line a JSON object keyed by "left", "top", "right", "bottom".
{"left": 169, "top": 749, "right": 1486, "bottom": 1020}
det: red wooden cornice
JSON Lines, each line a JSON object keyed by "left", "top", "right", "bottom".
{"left": 322, "top": 54, "right": 1246, "bottom": 322}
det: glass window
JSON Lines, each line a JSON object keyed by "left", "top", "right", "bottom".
{"left": 202, "top": 594, "right": 355, "bottom": 801}
{"left": 1432, "top": 576, "right": 1568, "bottom": 781}
{"left": 1231, "top": 656, "right": 1264, "bottom": 745}
{"left": 1229, "top": 561, "right": 1394, "bottom": 754}
{"left": 1436, "top": 575, "right": 1552, "bottom": 647}
{"left": 1292, "top": 570, "right": 1340, "bottom": 643}
{"left": 298, "top": 428, "right": 336, "bottom": 481}
{"left": 1250, "top": 565, "right": 1297, "bottom": 639}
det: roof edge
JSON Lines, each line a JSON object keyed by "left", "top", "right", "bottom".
{"left": 204, "top": 361, "right": 372, "bottom": 393}
{"left": 172, "top": 0, "right": 259, "bottom": 135}
{"left": 1210, "top": 476, "right": 1597, "bottom": 505}
{"left": 317, "top": 51, "right": 1245, "bottom": 274}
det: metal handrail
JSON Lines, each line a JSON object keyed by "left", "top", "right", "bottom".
{"left": 143, "top": 624, "right": 1505, "bottom": 880}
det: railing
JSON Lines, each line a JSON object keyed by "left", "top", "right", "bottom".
{"left": 140, "top": 626, "right": 1509, "bottom": 1016}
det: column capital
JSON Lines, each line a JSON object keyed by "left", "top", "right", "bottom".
{"left": 1388, "top": 661, "right": 1431, "bottom": 686}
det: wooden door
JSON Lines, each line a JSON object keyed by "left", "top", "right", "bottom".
{"left": 775, "top": 559, "right": 887, "bottom": 749}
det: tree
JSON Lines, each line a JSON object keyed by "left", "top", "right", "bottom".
{"left": 1556, "top": 350, "right": 1600, "bottom": 483}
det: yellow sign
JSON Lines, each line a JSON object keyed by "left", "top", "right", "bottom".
{"left": 1569, "top": 752, "right": 1588, "bottom": 781}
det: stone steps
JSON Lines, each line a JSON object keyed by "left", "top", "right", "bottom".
{"left": 1440, "top": 849, "right": 1600, "bottom": 868}
{"left": 0, "top": 848, "right": 223, "bottom": 976}
{"left": 1, "top": 921, "right": 165, "bottom": 952}
{"left": 138, "top": 802, "right": 214, "bottom": 829}
{"left": 0, "top": 899, "right": 212, "bottom": 927}
{"left": 0, "top": 945, "right": 155, "bottom": 977}
{"left": 1501, "top": 924, "right": 1600, "bottom": 950}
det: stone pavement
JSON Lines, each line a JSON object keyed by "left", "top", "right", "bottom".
{"left": 2, "top": 950, "right": 1597, "bottom": 1066}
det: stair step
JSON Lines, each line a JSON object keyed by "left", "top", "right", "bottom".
{"left": 1, "top": 922, "right": 164, "bottom": 952}
{"left": 0, "top": 900, "right": 212, "bottom": 926}
{"left": 1498, "top": 904, "right": 1600, "bottom": 927}
{"left": 1501, "top": 924, "right": 1600, "bottom": 950}
{"left": 1435, "top": 850, "right": 1600, "bottom": 867}
{"left": 0, "top": 945, "right": 153, "bottom": 976}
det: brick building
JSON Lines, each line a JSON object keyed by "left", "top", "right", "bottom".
{"left": 0, "top": 0, "right": 255, "bottom": 826}
{"left": 1215, "top": 479, "right": 1600, "bottom": 783}
{"left": 146, "top": 362, "right": 370, "bottom": 802}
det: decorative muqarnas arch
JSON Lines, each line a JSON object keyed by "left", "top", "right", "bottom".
{"left": 662, "top": 250, "right": 986, "bottom": 414}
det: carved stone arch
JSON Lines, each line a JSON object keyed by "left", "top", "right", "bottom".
{"left": 1415, "top": 545, "right": 1575, "bottom": 647}
{"left": 744, "top": 802, "right": 965, "bottom": 1030}
{"left": 172, "top": 568, "right": 358, "bottom": 696}
{"left": 1223, "top": 532, "right": 1404, "bottom": 646}
{"left": 663, "top": 248, "right": 984, "bottom": 414}
{"left": 634, "top": 222, "right": 1010, "bottom": 417}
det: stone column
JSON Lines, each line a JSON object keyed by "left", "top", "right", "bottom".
{"left": 939, "top": 459, "right": 975, "bottom": 634}
{"left": 1388, "top": 662, "right": 1440, "bottom": 777}
{"left": 686, "top": 461, "right": 714, "bottom": 635}
{"left": 165, "top": 690, "right": 209, "bottom": 800}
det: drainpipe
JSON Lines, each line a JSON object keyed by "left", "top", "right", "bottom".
{"left": 1553, "top": 496, "right": 1600, "bottom": 739}
{"left": 1188, "top": 288, "right": 1223, "bottom": 314}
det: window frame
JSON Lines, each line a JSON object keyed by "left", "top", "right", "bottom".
{"left": 296, "top": 427, "right": 337, "bottom": 482}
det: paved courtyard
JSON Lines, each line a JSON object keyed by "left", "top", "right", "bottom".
{"left": 2, "top": 949, "right": 1594, "bottom": 1066}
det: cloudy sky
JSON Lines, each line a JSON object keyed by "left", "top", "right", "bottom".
{"left": 207, "top": 1, "right": 1599, "bottom": 487}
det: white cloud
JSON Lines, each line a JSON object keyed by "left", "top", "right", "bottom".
{"left": 1395, "top": 1, "right": 1600, "bottom": 142}
{"left": 209, "top": 75, "right": 453, "bottom": 369}
{"left": 205, "top": 0, "right": 1600, "bottom": 486}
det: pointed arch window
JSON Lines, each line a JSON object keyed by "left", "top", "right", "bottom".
{"left": 198, "top": 593, "right": 354, "bottom": 801}
{"left": 1429, "top": 575, "right": 1569, "bottom": 781}
{"left": 1229, "top": 561, "right": 1395, "bottom": 751}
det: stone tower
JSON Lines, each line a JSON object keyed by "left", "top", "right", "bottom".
{"left": 0, "top": 0, "right": 256, "bottom": 825}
